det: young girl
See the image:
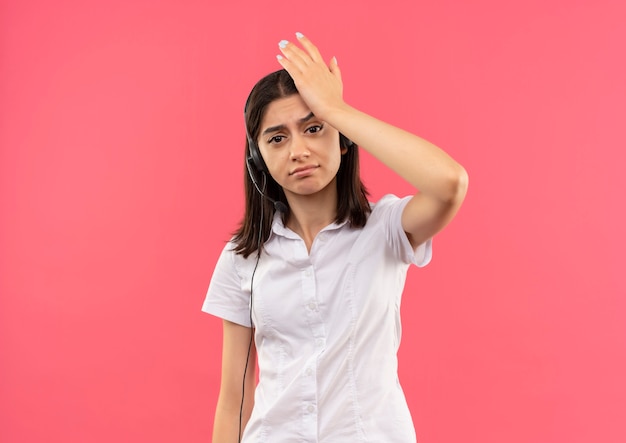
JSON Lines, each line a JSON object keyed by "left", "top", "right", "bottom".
{"left": 203, "top": 32, "right": 468, "bottom": 443}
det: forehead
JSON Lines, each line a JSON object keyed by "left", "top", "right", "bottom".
{"left": 260, "top": 94, "right": 312, "bottom": 130}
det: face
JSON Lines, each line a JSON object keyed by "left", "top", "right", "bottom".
{"left": 257, "top": 94, "right": 345, "bottom": 202}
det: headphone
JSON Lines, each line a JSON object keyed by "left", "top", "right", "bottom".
{"left": 244, "top": 129, "right": 288, "bottom": 213}
{"left": 246, "top": 131, "right": 270, "bottom": 174}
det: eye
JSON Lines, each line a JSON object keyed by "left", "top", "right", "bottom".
{"left": 306, "top": 124, "right": 324, "bottom": 134}
{"left": 268, "top": 135, "right": 285, "bottom": 144}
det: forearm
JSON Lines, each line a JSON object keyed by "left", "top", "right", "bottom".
{"left": 214, "top": 320, "right": 257, "bottom": 443}
{"left": 212, "top": 393, "right": 254, "bottom": 443}
{"left": 327, "top": 103, "right": 467, "bottom": 202}
{"left": 276, "top": 33, "right": 466, "bottom": 202}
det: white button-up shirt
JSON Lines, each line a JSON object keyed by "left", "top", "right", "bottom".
{"left": 203, "top": 194, "right": 432, "bottom": 442}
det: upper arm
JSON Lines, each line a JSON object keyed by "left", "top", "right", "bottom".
{"left": 401, "top": 171, "right": 469, "bottom": 249}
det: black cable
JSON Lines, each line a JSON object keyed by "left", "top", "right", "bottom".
{"left": 238, "top": 252, "right": 259, "bottom": 442}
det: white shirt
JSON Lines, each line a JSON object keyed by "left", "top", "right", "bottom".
{"left": 203, "top": 194, "right": 432, "bottom": 442}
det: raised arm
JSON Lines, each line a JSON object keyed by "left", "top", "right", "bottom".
{"left": 277, "top": 33, "right": 468, "bottom": 248}
{"left": 212, "top": 320, "right": 256, "bottom": 443}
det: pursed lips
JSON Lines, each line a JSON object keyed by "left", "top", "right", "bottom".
{"left": 289, "top": 165, "right": 319, "bottom": 175}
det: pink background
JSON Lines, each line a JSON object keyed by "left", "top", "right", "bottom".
{"left": 1, "top": 0, "right": 625, "bottom": 442}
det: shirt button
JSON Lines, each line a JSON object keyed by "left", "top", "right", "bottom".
{"left": 305, "top": 368, "right": 313, "bottom": 376}
{"left": 307, "top": 404, "right": 315, "bottom": 413}
{"left": 304, "top": 268, "right": 312, "bottom": 277}
{"left": 315, "top": 338, "right": 324, "bottom": 347}
{"left": 308, "top": 302, "right": 317, "bottom": 311}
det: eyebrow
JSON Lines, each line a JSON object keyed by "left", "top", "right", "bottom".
{"left": 261, "top": 112, "right": 315, "bottom": 136}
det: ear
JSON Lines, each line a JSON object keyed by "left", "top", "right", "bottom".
{"left": 339, "top": 133, "right": 354, "bottom": 155}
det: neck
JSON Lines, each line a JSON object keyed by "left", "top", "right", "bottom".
{"left": 284, "top": 186, "right": 337, "bottom": 252}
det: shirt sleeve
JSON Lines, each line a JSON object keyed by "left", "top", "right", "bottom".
{"left": 377, "top": 194, "right": 433, "bottom": 267}
{"left": 201, "top": 243, "right": 252, "bottom": 327}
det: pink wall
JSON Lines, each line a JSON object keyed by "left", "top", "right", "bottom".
{"left": 1, "top": 0, "right": 625, "bottom": 442}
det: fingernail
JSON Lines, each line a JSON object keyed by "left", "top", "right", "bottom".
{"left": 295, "top": 32, "right": 304, "bottom": 39}
{"left": 333, "top": 56, "right": 338, "bottom": 65}
{"left": 278, "top": 40, "right": 289, "bottom": 49}
{"left": 276, "top": 55, "right": 284, "bottom": 60}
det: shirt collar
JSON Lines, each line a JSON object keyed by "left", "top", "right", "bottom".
{"left": 270, "top": 211, "right": 350, "bottom": 240}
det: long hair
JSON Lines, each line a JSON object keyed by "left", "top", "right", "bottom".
{"left": 232, "top": 69, "right": 371, "bottom": 257}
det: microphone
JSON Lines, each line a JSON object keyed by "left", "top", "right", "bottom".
{"left": 273, "top": 199, "right": 288, "bottom": 213}
{"left": 265, "top": 192, "right": 288, "bottom": 213}
{"left": 246, "top": 156, "right": 288, "bottom": 213}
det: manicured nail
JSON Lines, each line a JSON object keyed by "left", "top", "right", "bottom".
{"left": 332, "top": 56, "right": 338, "bottom": 65}
{"left": 276, "top": 55, "right": 284, "bottom": 60}
{"left": 295, "top": 32, "right": 304, "bottom": 39}
{"left": 279, "top": 40, "right": 289, "bottom": 49}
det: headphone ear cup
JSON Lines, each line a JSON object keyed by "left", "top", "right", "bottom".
{"left": 248, "top": 137, "right": 268, "bottom": 173}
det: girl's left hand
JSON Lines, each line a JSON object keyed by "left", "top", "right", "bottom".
{"left": 276, "top": 33, "right": 346, "bottom": 121}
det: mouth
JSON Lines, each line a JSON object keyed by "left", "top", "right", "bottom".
{"left": 289, "top": 165, "right": 319, "bottom": 176}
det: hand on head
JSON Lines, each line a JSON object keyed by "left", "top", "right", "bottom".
{"left": 276, "top": 32, "right": 345, "bottom": 122}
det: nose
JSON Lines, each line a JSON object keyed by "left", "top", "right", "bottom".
{"left": 289, "top": 134, "right": 310, "bottom": 160}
